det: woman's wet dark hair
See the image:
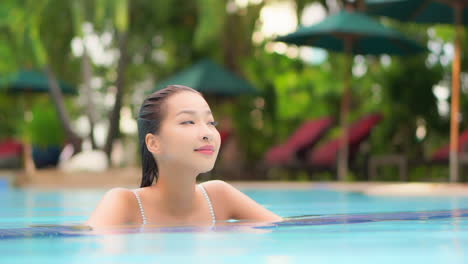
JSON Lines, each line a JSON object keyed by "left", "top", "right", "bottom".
{"left": 137, "top": 85, "right": 201, "bottom": 187}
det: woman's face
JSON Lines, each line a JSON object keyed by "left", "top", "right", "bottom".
{"left": 152, "top": 91, "right": 221, "bottom": 173}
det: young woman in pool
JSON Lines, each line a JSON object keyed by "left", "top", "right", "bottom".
{"left": 87, "top": 85, "right": 282, "bottom": 227}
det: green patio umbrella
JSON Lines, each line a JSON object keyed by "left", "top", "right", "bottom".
{"left": 365, "top": 0, "right": 467, "bottom": 183}
{"left": 0, "top": 70, "right": 77, "bottom": 95}
{"left": 276, "top": 9, "right": 425, "bottom": 181}
{"left": 0, "top": 69, "right": 77, "bottom": 174}
{"left": 154, "top": 59, "right": 257, "bottom": 96}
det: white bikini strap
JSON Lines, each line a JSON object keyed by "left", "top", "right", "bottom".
{"left": 198, "top": 184, "right": 216, "bottom": 225}
{"left": 132, "top": 189, "right": 147, "bottom": 225}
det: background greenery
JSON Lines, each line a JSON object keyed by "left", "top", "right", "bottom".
{"left": 0, "top": 0, "right": 465, "bottom": 181}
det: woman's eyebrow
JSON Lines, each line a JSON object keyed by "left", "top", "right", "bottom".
{"left": 175, "top": 110, "right": 212, "bottom": 116}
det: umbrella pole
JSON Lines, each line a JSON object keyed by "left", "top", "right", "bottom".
{"left": 450, "top": 4, "right": 463, "bottom": 182}
{"left": 338, "top": 38, "right": 353, "bottom": 181}
{"left": 20, "top": 94, "right": 37, "bottom": 176}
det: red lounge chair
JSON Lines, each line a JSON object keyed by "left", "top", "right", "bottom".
{"left": 306, "top": 114, "right": 383, "bottom": 172}
{"left": 0, "top": 139, "right": 22, "bottom": 158}
{"left": 264, "top": 117, "right": 334, "bottom": 166}
{"left": 430, "top": 130, "right": 468, "bottom": 163}
{"left": 0, "top": 139, "right": 23, "bottom": 169}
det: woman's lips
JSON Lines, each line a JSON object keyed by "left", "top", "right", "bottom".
{"left": 195, "top": 149, "right": 214, "bottom": 155}
{"left": 194, "top": 145, "right": 215, "bottom": 155}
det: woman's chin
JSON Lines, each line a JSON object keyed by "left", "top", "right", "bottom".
{"left": 197, "top": 164, "right": 215, "bottom": 174}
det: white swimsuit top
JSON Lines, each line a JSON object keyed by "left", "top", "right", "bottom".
{"left": 131, "top": 184, "right": 216, "bottom": 225}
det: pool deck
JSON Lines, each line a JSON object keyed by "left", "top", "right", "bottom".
{"left": 2, "top": 168, "right": 468, "bottom": 196}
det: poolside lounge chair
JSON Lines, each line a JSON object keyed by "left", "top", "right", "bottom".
{"left": 368, "top": 129, "right": 468, "bottom": 181}
{"left": 0, "top": 139, "right": 23, "bottom": 169}
{"left": 429, "top": 129, "right": 468, "bottom": 163}
{"left": 306, "top": 114, "right": 383, "bottom": 178}
{"left": 264, "top": 117, "right": 334, "bottom": 167}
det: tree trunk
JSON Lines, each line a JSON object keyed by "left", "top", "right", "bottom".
{"left": 223, "top": 14, "right": 240, "bottom": 73}
{"left": 44, "top": 65, "right": 82, "bottom": 153}
{"left": 104, "top": 32, "right": 129, "bottom": 162}
{"left": 82, "top": 48, "right": 98, "bottom": 149}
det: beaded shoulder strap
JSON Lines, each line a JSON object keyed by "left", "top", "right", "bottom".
{"left": 132, "top": 189, "right": 147, "bottom": 225}
{"left": 198, "top": 184, "right": 216, "bottom": 225}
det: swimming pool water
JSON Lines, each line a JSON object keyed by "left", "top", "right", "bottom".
{"left": 1, "top": 188, "right": 467, "bottom": 263}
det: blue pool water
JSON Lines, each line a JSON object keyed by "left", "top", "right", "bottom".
{"left": 1, "top": 187, "right": 467, "bottom": 263}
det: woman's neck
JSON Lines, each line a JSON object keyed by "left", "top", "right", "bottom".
{"left": 150, "top": 166, "right": 199, "bottom": 217}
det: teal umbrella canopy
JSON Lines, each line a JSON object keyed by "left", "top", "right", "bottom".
{"left": 0, "top": 70, "right": 77, "bottom": 95}
{"left": 366, "top": 0, "right": 468, "bottom": 24}
{"left": 155, "top": 59, "right": 257, "bottom": 96}
{"left": 276, "top": 10, "right": 425, "bottom": 55}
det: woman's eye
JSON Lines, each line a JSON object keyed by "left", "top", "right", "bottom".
{"left": 209, "top": 121, "right": 219, "bottom": 127}
{"left": 181, "top": 121, "right": 195, "bottom": 125}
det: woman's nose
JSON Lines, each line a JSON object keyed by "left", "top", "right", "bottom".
{"left": 200, "top": 124, "right": 214, "bottom": 141}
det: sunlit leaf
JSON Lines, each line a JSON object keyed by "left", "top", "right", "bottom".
{"left": 114, "top": 0, "right": 128, "bottom": 33}
{"left": 194, "top": 0, "right": 225, "bottom": 50}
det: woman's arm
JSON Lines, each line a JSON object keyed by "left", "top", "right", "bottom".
{"left": 206, "top": 180, "right": 283, "bottom": 222}
{"left": 86, "top": 188, "right": 137, "bottom": 228}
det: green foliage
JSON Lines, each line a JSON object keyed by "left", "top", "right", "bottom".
{"left": 0, "top": 95, "right": 22, "bottom": 139}
{"left": 370, "top": 55, "right": 443, "bottom": 157}
{"left": 0, "top": 34, "right": 16, "bottom": 73}
{"left": 114, "top": 0, "right": 128, "bottom": 33}
{"left": 20, "top": 99, "right": 65, "bottom": 147}
{"left": 433, "top": 25, "right": 456, "bottom": 42}
{"left": 194, "top": 0, "right": 225, "bottom": 50}
{"left": 242, "top": 47, "right": 342, "bottom": 162}
{"left": 382, "top": 56, "right": 441, "bottom": 119}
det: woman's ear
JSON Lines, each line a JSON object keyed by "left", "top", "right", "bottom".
{"left": 145, "top": 133, "right": 161, "bottom": 154}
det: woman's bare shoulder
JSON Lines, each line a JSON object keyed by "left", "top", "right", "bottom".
{"left": 106, "top": 187, "right": 136, "bottom": 198}
{"left": 98, "top": 188, "right": 137, "bottom": 206}
{"left": 199, "top": 180, "right": 232, "bottom": 195}
{"left": 86, "top": 187, "right": 139, "bottom": 227}
{"left": 198, "top": 180, "right": 233, "bottom": 219}
{"left": 200, "top": 180, "right": 282, "bottom": 222}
